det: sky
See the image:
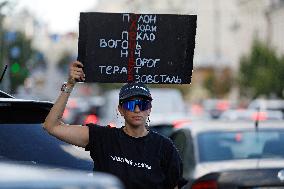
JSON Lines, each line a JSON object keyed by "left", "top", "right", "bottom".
{"left": 14, "top": 0, "right": 98, "bottom": 34}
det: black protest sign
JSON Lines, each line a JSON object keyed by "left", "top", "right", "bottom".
{"left": 77, "top": 12, "right": 197, "bottom": 84}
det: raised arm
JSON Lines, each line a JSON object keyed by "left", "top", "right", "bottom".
{"left": 43, "top": 61, "right": 89, "bottom": 147}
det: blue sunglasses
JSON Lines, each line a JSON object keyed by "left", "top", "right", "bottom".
{"left": 121, "top": 99, "right": 152, "bottom": 112}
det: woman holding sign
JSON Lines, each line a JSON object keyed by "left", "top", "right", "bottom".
{"left": 43, "top": 61, "right": 184, "bottom": 189}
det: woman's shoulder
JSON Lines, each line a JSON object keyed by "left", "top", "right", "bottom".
{"left": 86, "top": 123, "right": 120, "bottom": 134}
{"left": 149, "top": 130, "right": 173, "bottom": 145}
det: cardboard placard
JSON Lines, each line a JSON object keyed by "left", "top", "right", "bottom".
{"left": 78, "top": 12, "right": 197, "bottom": 84}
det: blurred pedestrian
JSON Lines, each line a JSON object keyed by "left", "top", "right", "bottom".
{"left": 43, "top": 61, "right": 184, "bottom": 189}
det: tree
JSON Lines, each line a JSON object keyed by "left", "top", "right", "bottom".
{"left": 0, "top": 1, "right": 44, "bottom": 92}
{"left": 238, "top": 40, "right": 284, "bottom": 98}
{"left": 203, "top": 67, "right": 234, "bottom": 98}
{"left": 2, "top": 31, "right": 41, "bottom": 92}
{"left": 0, "top": 1, "right": 9, "bottom": 83}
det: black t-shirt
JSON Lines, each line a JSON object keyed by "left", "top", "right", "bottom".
{"left": 85, "top": 124, "right": 182, "bottom": 189}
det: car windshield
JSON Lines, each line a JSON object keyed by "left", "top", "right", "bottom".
{"left": 0, "top": 124, "right": 92, "bottom": 171}
{"left": 197, "top": 129, "right": 284, "bottom": 162}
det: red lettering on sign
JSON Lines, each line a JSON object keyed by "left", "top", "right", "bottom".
{"left": 127, "top": 14, "right": 138, "bottom": 82}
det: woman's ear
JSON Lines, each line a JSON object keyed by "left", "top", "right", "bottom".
{"left": 147, "top": 108, "right": 151, "bottom": 116}
{"left": 118, "top": 105, "right": 124, "bottom": 116}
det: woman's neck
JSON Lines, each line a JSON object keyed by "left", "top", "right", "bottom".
{"left": 123, "top": 125, "right": 149, "bottom": 138}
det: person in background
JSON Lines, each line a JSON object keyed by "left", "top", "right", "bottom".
{"left": 43, "top": 61, "right": 184, "bottom": 189}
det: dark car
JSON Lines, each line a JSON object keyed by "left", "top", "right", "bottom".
{"left": 0, "top": 90, "right": 93, "bottom": 171}
{"left": 170, "top": 120, "right": 284, "bottom": 187}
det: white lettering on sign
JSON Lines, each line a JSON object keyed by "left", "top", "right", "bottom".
{"left": 136, "top": 58, "right": 160, "bottom": 68}
{"left": 135, "top": 74, "right": 182, "bottom": 84}
{"left": 99, "top": 65, "right": 127, "bottom": 74}
{"left": 99, "top": 65, "right": 142, "bottom": 74}
{"left": 138, "top": 15, "right": 156, "bottom": 24}
{"left": 136, "top": 42, "right": 142, "bottom": 50}
{"left": 136, "top": 32, "right": 155, "bottom": 42}
{"left": 135, "top": 49, "right": 141, "bottom": 57}
{"left": 96, "top": 14, "right": 183, "bottom": 84}
{"left": 121, "top": 31, "right": 129, "bottom": 58}
{"left": 121, "top": 40, "right": 128, "bottom": 49}
{"left": 137, "top": 25, "right": 157, "bottom": 33}
{"left": 99, "top": 39, "right": 122, "bottom": 48}
{"left": 137, "top": 24, "right": 157, "bottom": 32}
{"left": 122, "top": 14, "right": 130, "bottom": 22}
{"left": 121, "top": 50, "right": 128, "bottom": 58}
{"left": 121, "top": 31, "right": 128, "bottom": 40}
{"left": 123, "top": 14, "right": 156, "bottom": 24}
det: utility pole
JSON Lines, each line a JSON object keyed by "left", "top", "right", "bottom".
{"left": 265, "top": 4, "right": 272, "bottom": 47}
{"left": 214, "top": 0, "right": 221, "bottom": 64}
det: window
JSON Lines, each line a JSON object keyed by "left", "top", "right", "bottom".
{"left": 0, "top": 124, "right": 92, "bottom": 170}
{"left": 171, "top": 130, "right": 195, "bottom": 176}
{"left": 197, "top": 130, "right": 284, "bottom": 162}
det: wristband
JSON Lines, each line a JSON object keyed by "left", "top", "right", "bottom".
{"left": 61, "top": 82, "right": 73, "bottom": 93}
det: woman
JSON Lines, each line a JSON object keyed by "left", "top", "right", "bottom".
{"left": 43, "top": 61, "right": 183, "bottom": 189}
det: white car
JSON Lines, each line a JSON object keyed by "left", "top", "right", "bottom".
{"left": 171, "top": 120, "right": 284, "bottom": 186}
{"left": 248, "top": 99, "right": 284, "bottom": 119}
{"left": 0, "top": 162, "right": 123, "bottom": 189}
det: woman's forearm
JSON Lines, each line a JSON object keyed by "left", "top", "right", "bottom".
{"left": 43, "top": 83, "right": 74, "bottom": 133}
{"left": 43, "top": 61, "right": 84, "bottom": 134}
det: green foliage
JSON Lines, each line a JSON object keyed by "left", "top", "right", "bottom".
{"left": 203, "top": 68, "right": 234, "bottom": 98}
{"left": 6, "top": 32, "right": 35, "bottom": 92}
{"left": 1, "top": 1, "right": 46, "bottom": 92}
{"left": 238, "top": 40, "right": 284, "bottom": 98}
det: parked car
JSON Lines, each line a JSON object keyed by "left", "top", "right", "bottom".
{"left": 202, "top": 99, "right": 233, "bottom": 119}
{"left": 63, "top": 96, "right": 104, "bottom": 125}
{"left": 220, "top": 109, "right": 283, "bottom": 121}
{"left": 170, "top": 120, "right": 284, "bottom": 187}
{"left": 190, "top": 168, "right": 284, "bottom": 189}
{"left": 0, "top": 162, "right": 123, "bottom": 189}
{"left": 248, "top": 99, "right": 284, "bottom": 119}
{"left": 147, "top": 88, "right": 191, "bottom": 136}
{"left": 0, "top": 90, "right": 93, "bottom": 171}
{"left": 98, "top": 88, "right": 190, "bottom": 137}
